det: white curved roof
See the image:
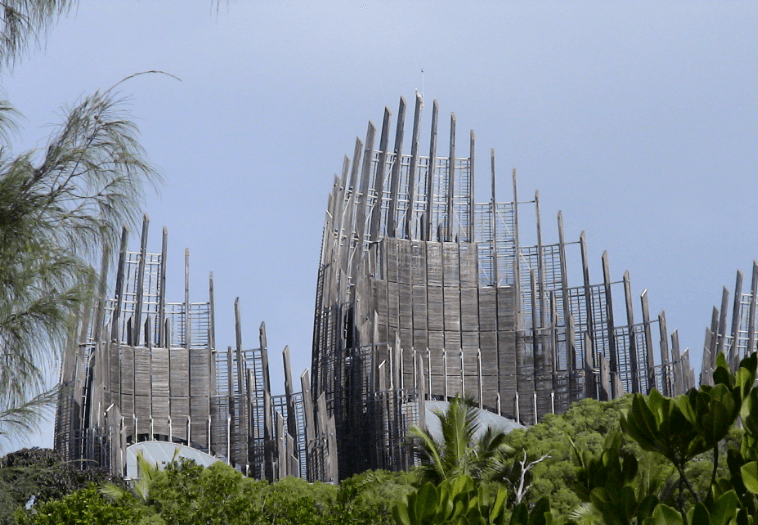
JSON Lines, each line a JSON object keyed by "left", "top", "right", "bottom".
{"left": 125, "top": 441, "right": 221, "bottom": 479}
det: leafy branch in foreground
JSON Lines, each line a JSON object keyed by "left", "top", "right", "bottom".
{"left": 0, "top": 0, "right": 77, "bottom": 68}
{"left": 0, "top": 89, "right": 159, "bottom": 446}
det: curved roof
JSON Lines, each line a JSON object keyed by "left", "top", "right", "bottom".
{"left": 125, "top": 441, "right": 221, "bottom": 479}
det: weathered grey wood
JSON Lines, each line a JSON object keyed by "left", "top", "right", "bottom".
{"left": 158, "top": 227, "right": 168, "bottom": 346}
{"left": 185, "top": 249, "right": 191, "bottom": 350}
{"left": 93, "top": 246, "right": 110, "bottom": 345}
{"left": 623, "top": 271, "right": 639, "bottom": 393}
{"left": 658, "top": 311, "right": 671, "bottom": 396}
{"left": 729, "top": 270, "right": 744, "bottom": 369}
{"left": 259, "top": 322, "right": 271, "bottom": 394}
{"left": 404, "top": 92, "right": 423, "bottom": 239}
{"left": 369, "top": 107, "right": 392, "bottom": 243}
{"left": 423, "top": 100, "right": 439, "bottom": 241}
{"left": 468, "top": 130, "right": 475, "bottom": 243}
{"left": 670, "top": 329, "right": 683, "bottom": 395}
{"left": 601, "top": 251, "right": 618, "bottom": 381}
{"left": 133, "top": 215, "right": 150, "bottom": 346}
{"left": 584, "top": 332, "right": 594, "bottom": 399}
{"left": 300, "top": 371, "right": 316, "bottom": 482}
{"left": 264, "top": 389, "right": 274, "bottom": 482}
{"left": 534, "top": 191, "right": 545, "bottom": 327}
{"left": 208, "top": 272, "right": 216, "bottom": 398}
{"left": 579, "top": 232, "right": 595, "bottom": 367}
{"left": 386, "top": 97, "right": 406, "bottom": 238}
{"left": 512, "top": 169, "right": 521, "bottom": 329}
{"left": 640, "top": 290, "right": 656, "bottom": 394}
{"left": 716, "top": 287, "right": 730, "bottom": 363}
{"left": 111, "top": 226, "right": 130, "bottom": 342}
{"left": 351, "top": 122, "right": 376, "bottom": 282}
{"left": 748, "top": 261, "right": 758, "bottom": 361}
{"left": 599, "top": 353, "right": 610, "bottom": 401}
{"left": 445, "top": 113, "right": 456, "bottom": 242}
{"left": 275, "top": 411, "right": 286, "bottom": 480}
{"left": 282, "top": 346, "right": 298, "bottom": 452}
{"left": 490, "top": 150, "right": 498, "bottom": 286}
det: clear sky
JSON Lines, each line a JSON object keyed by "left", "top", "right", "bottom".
{"left": 3, "top": 1, "right": 757, "bottom": 450}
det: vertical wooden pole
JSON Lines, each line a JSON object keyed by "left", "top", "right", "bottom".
{"left": 640, "top": 290, "right": 656, "bottom": 393}
{"left": 658, "top": 311, "right": 671, "bottom": 396}
{"left": 579, "top": 232, "right": 594, "bottom": 367}
{"left": 369, "top": 107, "right": 392, "bottom": 243}
{"left": 158, "top": 227, "right": 168, "bottom": 347}
{"left": 748, "top": 261, "right": 758, "bottom": 362}
{"left": 446, "top": 113, "right": 456, "bottom": 242}
{"left": 424, "top": 100, "right": 439, "bottom": 241}
{"left": 300, "top": 371, "right": 316, "bottom": 482}
{"left": 404, "top": 91, "right": 423, "bottom": 239}
{"left": 623, "top": 271, "right": 639, "bottom": 393}
{"left": 715, "top": 287, "right": 730, "bottom": 368}
{"left": 185, "top": 249, "right": 191, "bottom": 350}
{"left": 535, "top": 191, "right": 545, "bottom": 328}
{"left": 111, "top": 226, "right": 130, "bottom": 342}
{"left": 386, "top": 97, "right": 406, "bottom": 238}
{"left": 601, "top": 252, "right": 618, "bottom": 394}
{"left": 468, "top": 130, "right": 475, "bottom": 243}
{"left": 352, "top": 122, "right": 376, "bottom": 281}
{"left": 512, "top": 170, "right": 521, "bottom": 329}
{"left": 234, "top": 298, "right": 246, "bottom": 461}
{"left": 670, "top": 330, "right": 683, "bottom": 395}
{"left": 133, "top": 215, "right": 150, "bottom": 345}
{"left": 729, "top": 270, "right": 744, "bottom": 369}
{"left": 490, "top": 150, "right": 498, "bottom": 287}
{"left": 557, "top": 212, "right": 573, "bottom": 394}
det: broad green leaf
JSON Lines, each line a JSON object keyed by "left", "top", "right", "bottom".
{"left": 740, "top": 462, "right": 758, "bottom": 494}
{"left": 392, "top": 501, "right": 411, "bottom": 525}
{"left": 651, "top": 504, "right": 684, "bottom": 525}
{"left": 690, "top": 503, "right": 710, "bottom": 525}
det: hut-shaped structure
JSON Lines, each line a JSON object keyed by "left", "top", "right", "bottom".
{"left": 54, "top": 218, "right": 314, "bottom": 481}
{"left": 311, "top": 94, "right": 696, "bottom": 479}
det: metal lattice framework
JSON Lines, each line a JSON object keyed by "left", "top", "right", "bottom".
{"left": 54, "top": 218, "right": 311, "bottom": 482}
{"left": 700, "top": 263, "right": 758, "bottom": 384}
{"left": 311, "top": 94, "right": 695, "bottom": 479}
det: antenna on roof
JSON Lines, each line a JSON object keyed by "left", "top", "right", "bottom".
{"left": 421, "top": 68, "right": 425, "bottom": 100}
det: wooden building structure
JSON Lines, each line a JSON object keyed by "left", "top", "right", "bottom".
{"left": 311, "top": 94, "right": 696, "bottom": 479}
{"left": 53, "top": 217, "right": 338, "bottom": 482}
{"left": 699, "top": 262, "right": 758, "bottom": 383}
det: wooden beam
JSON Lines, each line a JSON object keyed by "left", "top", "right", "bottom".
{"left": 403, "top": 91, "right": 423, "bottom": 239}
{"left": 132, "top": 215, "right": 149, "bottom": 346}
{"left": 369, "top": 107, "right": 392, "bottom": 242}
{"left": 423, "top": 100, "right": 439, "bottom": 241}
{"left": 386, "top": 97, "right": 406, "bottom": 238}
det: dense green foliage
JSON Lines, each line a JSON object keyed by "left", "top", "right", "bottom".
{"left": 11, "top": 354, "right": 758, "bottom": 524}
{"left": 0, "top": 448, "right": 122, "bottom": 525}
{"left": 394, "top": 352, "right": 758, "bottom": 524}
{"left": 12, "top": 457, "right": 412, "bottom": 525}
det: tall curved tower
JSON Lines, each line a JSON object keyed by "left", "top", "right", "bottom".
{"left": 311, "top": 94, "right": 694, "bottom": 478}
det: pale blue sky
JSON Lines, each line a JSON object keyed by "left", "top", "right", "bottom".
{"left": 3, "top": 1, "right": 757, "bottom": 450}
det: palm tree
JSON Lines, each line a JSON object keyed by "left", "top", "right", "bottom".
{"left": 0, "top": 89, "right": 158, "bottom": 447}
{"left": 409, "top": 395, "right": 514, "bottom": 485}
